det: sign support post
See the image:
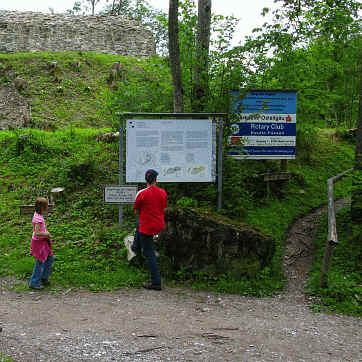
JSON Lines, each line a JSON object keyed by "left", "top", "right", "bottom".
{"left": 119, "top": 113, "right": 124, "bottom": 228}
{"left": 217, "top": 117, "right": 223, "bottom": 211}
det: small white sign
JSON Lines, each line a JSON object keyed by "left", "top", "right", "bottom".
{"left": 104, "top": 185, "right": 137, "bottom": 204}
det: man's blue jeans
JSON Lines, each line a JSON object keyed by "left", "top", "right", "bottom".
{"left": 29, "top": 255, "right": 54, "bottom": 287}
{"left": 132, "top": 220, "right": 140, "bottom": 252}
{"left": 139, "top": 232, "right": 161, "bottom": 286}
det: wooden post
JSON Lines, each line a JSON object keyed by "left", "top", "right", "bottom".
{"left": 20, "top": 204, "right": 54, "bottom": 216}
{"left": 280, "top": 159, "right": 288, "bottom": 172}
{"left": 320, "top": 241, "right": 334, "bottom": 288}
{"left": 50, "top": 187, "right": 64, "bottom": 205}
{"left": 319, "top": 168, "right": 353, "bottom": 288}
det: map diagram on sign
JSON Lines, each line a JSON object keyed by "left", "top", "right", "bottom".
{"left": 136, "top": 151, "right": 156, "bottom": 165}
{"left": 126, "top": 119, "right": 214, "bottom": 182}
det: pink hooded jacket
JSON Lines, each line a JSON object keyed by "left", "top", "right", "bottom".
{"left": 30, "top": 212, "right": 53, "bottom": 263}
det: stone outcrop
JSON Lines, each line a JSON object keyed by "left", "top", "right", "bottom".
{"left": 0, "top": 11, "right": 155, "bottom": 57}
{"left": 0, "top": 84, "right": 30, "bottom": 129}
{"left": 159, "top": 207, "right": 275, "bottom": 278}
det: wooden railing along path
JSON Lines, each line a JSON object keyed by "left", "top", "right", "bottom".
{"left": 320, "top": 168, "right": 354, "bottom": 288}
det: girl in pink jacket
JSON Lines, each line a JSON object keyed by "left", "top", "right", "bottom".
{"left": 29, "top": 197, "right": 54, "bottom": 290}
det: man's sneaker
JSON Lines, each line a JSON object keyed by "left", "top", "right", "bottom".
{"left": 29, "top": 285, "right": 44, "bottom": 290}
{"left": 143, "top": 282, "right": 162, "bottom": 291}
{"left": 41, "top": 279, "right": 51, "bottom": 286}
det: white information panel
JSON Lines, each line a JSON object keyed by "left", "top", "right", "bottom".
{"left": 126, "top": 119, "right": 214, "bottom": 182}
{"left": 104, "top": 185, "right": 138, "bottom": 204}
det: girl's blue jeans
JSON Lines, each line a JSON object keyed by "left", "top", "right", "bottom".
{"left": 139, "top": 232, "right": 161, "bottom": 286}
{"left": 29, "top": 255, "right": 54, "bottom": 287}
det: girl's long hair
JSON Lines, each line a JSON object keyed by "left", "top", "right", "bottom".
{"left": 35, "top": 197, "right": 48, "bottom": 214}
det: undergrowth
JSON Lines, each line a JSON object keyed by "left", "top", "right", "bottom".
{"left": 0, "top": 53, "right": 357, "bottom": 303}
{"left": 306, "top": 209, "right": 361, "bottom": 316}
{"left": 0, "top": 126, "right": 355, "bottom": 298}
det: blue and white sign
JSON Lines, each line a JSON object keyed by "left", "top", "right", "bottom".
{"left": 230, "top": 90, "right": 297, "bottom": 159}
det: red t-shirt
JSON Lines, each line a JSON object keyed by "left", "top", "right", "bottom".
{"left": 133, "top": 185, "right": 167, "bottom": 235}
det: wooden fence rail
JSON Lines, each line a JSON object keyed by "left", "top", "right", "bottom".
{"left": 320, "top": 168, "right": 354, "bottom": 288}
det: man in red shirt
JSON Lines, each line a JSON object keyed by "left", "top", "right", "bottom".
{"left": 133, "top": 169, "right": 167, "bottom": 290}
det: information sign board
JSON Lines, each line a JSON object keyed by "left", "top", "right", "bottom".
{"left": 126, "top": 119, "right": 214, "bottom": 182}
{"left": 230, "top": 90, "right": 297, "bottom": 159}
{"left": 104, "top": 185, "right": 137, "bottom": 204}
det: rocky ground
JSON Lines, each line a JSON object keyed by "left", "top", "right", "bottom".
{"left": 0, "top": 199, "right": 360, "bottom": 361}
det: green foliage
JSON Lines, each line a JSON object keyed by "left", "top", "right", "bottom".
{"left": 241, "top": 0, "right": 361, "bottom": 128}
{"left": 0, "top": 354, "right": 15, "bottom": 362}
{"left": 104, "top": 58, "right": 173, "bottom": 129}
{"left": 177, "top": 0, "right": 240, "bottom": 112}
{"left": 182, "top": 265, "right": 284, "bottom": 297}
{"left": 306, "top": 209, "right": 361, "bottom": 316}
{"left": 0, "top": 116, "right": 356, "bottom": 300}
{"left": 296, "top": 124, "right": 320, "bottom": 163}
{"left": 176, "top": 196, "right": 198, "bottom": 208}
{"left": 335, "top": 127, "right": 357, "bottom": 143}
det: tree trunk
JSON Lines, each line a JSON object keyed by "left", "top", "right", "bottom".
{"left": 168, "top": 0, "right": 184, "bottom": 113}
{"left": 192, "top": 0, "right": 211, "bottom": 112}
{"left": 351, "top": 51, "right": 362, "bottom": 223}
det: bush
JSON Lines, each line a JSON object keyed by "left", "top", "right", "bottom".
{"left": 307, "top": 209, "right": 362, "bottom": 316}
{"left": 296, "top": 125, "right": 320, "bottom": 163}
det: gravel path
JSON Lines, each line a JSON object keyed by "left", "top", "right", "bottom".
{"left": 1, "top": 199, "right": 360, "bottom": 362}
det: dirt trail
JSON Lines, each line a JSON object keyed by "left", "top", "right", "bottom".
{"left": 1, "top": 199, "right": 360, "bottom": 362}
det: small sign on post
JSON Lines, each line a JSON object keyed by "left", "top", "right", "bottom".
{"left": 20, "top": 204, "right": 54, "bottom": 216}
{"left": 104, "top": 185, "right": 137, "bottom": 204}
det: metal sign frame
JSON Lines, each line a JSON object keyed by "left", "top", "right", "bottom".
{"left": 230, "top": 89, "right": 297, "bottom": 160}
{"left": 116, "top": 112, "right": 227, "bottom": 228}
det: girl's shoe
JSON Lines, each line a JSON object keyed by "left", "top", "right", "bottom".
{"left": 142, "top": 282, "right": 161, "bottom": 290}
{"left": 29, "top": 285, "right": 44, "bottom": 290}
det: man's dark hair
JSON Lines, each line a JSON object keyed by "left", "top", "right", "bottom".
{"left": 145, "top": 169, "right": 158, "bottom": 183}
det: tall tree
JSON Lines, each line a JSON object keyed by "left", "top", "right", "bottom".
{"left": 88, "top": 0, "right": 101, "bottom": 15}
{"left": 104, "top": 0, "right": 168, "bottom": 55}
{"left": 351, "top": 52, "right": 362, "bottom": 223}
{"left": 192, "top": 0, "right": 211, "bottom": 112}
{"left": 242, "top": 0, "right": 361, "bottom": 126}
{"left": 68, "top": 0, "right": 101, "bottom": 15}
{"left": 168, "top": 0, "right": 184, "bottom": 112}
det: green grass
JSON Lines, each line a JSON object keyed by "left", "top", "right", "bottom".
{"left": 306, "top": 209, "right": 361, "bottom": 316}
{"left": 0, "top": 52, "right": 172, "bottom": 129}
{"left": 0, "top": 355, "right": 15, "bottom": 362}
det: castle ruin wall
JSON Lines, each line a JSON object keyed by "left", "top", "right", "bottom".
{"left": 0, "top": 11, "right": 155, "bottom": 57}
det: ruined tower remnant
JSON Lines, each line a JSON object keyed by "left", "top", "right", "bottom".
{"left": 0, "top": 11, "right": 155, "bottom": 57}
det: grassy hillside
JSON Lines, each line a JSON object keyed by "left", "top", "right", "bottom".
{"left": 0, "top": 52, "right": 172, "bottom": 129}
{"left": 0, "top": 53, "right": 358, "bottom": 306}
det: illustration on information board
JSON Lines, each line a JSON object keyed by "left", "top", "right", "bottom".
{"left": 162, "top": 166, "right": 182, "bottom": 177}
{"left": 137, "top": 151, "right": 156, "bottom": 165}
{"left": 187, "top": 166, "right": 206, "bottom": 176}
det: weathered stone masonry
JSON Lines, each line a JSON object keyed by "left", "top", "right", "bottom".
{"left": 0, "top": 11, "right": 155, "bottom": 57}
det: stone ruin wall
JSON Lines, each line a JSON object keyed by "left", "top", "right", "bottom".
{"left": 0, "top": 11, "right": 155, "bottom": 57}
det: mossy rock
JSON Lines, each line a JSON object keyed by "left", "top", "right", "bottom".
{"left": 158, "top": 207, "right": 275, "bottom": 277}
